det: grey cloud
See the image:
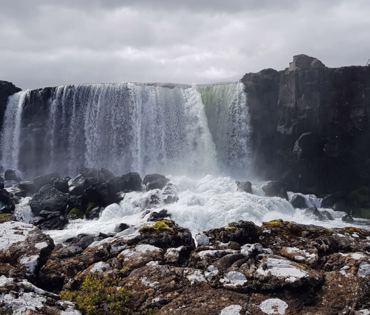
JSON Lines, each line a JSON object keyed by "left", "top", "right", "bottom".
{"left": 0, "top": 0, "right": 370, "bottom": 89}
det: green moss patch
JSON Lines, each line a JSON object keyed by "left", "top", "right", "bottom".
{"left": 139, "top": 219, "right": 175, "bottom": 234}
{"left": 0, "top": 213, "right": 13, "bottom": 223}
{"left": 61, "top": 274, "right": 153, "bottom": 315}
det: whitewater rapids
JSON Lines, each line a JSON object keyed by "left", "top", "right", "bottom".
{"left": 45, "top": 175, "right": 356, "bottom": 243}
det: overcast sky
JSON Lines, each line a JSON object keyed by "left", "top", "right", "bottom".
{"left": 1, "top": 0, "right": 370, "bottom": 89}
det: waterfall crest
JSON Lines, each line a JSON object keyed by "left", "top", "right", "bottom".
{"left": 1, "top": 82, "right": 251, "bottom": 177}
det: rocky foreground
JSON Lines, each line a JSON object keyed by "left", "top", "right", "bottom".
{"left": 1, "top": 216, "right": 369, "bottom": 314}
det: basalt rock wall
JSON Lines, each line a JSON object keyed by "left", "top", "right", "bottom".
{"left": 243, "top": 55, "right": 370, "bottom": 195}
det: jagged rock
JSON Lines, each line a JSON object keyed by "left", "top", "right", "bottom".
{"left": 205, "top": 221, "right": 261, "bottom": 245}
{"left": 304, "top": 207, "right": 334, "bottom": 221}
{"left": 30, "top": 184, "right": 68, "bottom": 216}
{"left": 148, "top": 209, "right": 171, "bottom": 221}
{"left": 143, "top": 174, "right": 169, "bottom": 191}
{"left": 0, "top": 221, "right": 54, "bottom": 279}
{"left": 236, "top": 181, "right": 252, "bottom": 193}
{"left": 85, "top": 206, "right": 103, "bottom": 220}
{"left": 342, "top": 214, "right": 354, "bottom": 223}
{"left": 0, "top": 188, "right": 15, "bottom": 213}
{"left": 33, "top": 211, "right": 68, "bottom": 230}
{"left": 0, "top": 276, "right": 80, "bottom": 314}
{"left": 138, "top": 220, "right": 194, "bottom": 249}
{"left": 262, "top": 181, "right": 288, "bottom": 199}
{"left": 114, "top": 223, "right": 130, "bottom": 233}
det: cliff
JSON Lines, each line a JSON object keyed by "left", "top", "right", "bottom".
{"left": 0, "top": 80, "right": 21, "bottom": 128}
{"left": 243, "top": 55, "right": 370, "bottom": 198}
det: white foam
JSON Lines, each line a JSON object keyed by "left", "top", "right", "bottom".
{"left": 45, "top": 175, "right": 369, "bottom": 243}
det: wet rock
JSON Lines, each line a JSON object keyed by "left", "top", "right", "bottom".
{"left": 108, "top": 172, "right": 142, "bottom": 193}
{"left": 304, "top": 207, "right": 334, "bottom": 221}
{"left": 148, "top": 209, "right": 171, "bottom": 221}
{"left": 17, "top": 181, "right": 37, "bottom": 196}
{"left": 290, "top": 194, "right": 307, "bottom": 208}
{"left": 143, "top": 174, "right": 169, "bottom": 191}
{"left": 85, "top": 206, "right": 103, "bottom": 220}
{"left": 30, "top": 184, "right": 68, "bottom": 216}
{"left": 236, "top": 181, "right": 252, "bottom": 193}
{"left": 114, "top": 223, "right": 130, "bottom": 233}
{"left": 33, "top": 172, "right": 60, "bottom": 191}
{"left": 262, "top": 181, "right": 288, "bottom": 199}
{"left": 0, "top": 188, "right": 15, "bottom": 213}
{"left": 4, "top": 169, "right": 19, "bottom": 181}
{"left": 33, "top": 211, "right": 68, "bottom": 230}
{"left": 342, "top": 214, "right": 354, "bottom": 222}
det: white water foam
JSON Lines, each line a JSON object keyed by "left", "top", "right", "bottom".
{"left": 47, "top": 175, "right": 362, "bottom": 243}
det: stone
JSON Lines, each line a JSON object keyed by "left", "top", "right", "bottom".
{"left": 30, "top": 184, "right": 68, "bottom": 216}
{"left": 290, "top": 194, "right": 307, "bottom": 208}
{"left": 236, "top": 181, "right": 252, "bottom": 193}
{"left": 262, "top": 181, "right": 288, "bottom": 199}
{"left": 143, "top": 174, "right": 169, "bottom": 191}
{"left": 0, "top": 188, "right": 15, "bottom": 213}
{"left": 4, "top": 169, "right": 19, "bottom": 181}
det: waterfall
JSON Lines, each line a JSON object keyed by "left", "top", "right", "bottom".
{"left": 1, "top": 90, "right": 29, "bottom": 171}
{"left": 198, "top": 82, "right": 251, "bottom": 177}
{"left": 0, "top": 82, "right": 251, "bottom": 177}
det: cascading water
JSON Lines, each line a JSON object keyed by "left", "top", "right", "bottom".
{"left": 0, "top": 81, "right": 249, "bottom": 177}
{"left": 198, "top": 82, "right": 252, "bottom": 177}
{"left": 1, "top": 90, "right": 29, "bottom": 170}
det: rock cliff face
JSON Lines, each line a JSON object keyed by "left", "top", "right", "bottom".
{"left": 243, "top": 55, "right": 370, "bottom": 195}
{"left": 0, "top": 80, "right": 21, "bottom": 129}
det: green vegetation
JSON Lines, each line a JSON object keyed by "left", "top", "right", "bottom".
{"left": 61, "top": 274, "right": 154, "bottom": 315}
{"left": 139, "top": 219, "right": 175, "bottom": 234}
{"left": 265, "top": 219, "right": 284, "bottom": 228}
{"left": 0, "top": 213, "right": 13, "bottom": 223}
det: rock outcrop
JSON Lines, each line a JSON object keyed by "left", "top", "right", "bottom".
{"left": 0, "top": 80, "right": 21, "bottom": 131}
{"left": 243, "top": 54, "right": 370, "bottom": 199}
{"left": 1, "top": 219, "right": 369, "bottom": 314}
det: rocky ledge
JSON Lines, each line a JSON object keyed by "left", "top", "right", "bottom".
{"left": 0, "top": 219, "right": 369, "bottom": 314}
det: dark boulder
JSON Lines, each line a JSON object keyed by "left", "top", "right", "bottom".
{"left": 236, "top": 181, "right": 252, "bottom": 193}
{"left": 33, "top": 211, "right": 68, "bottom": 230}
{"left": 290, "top": 194, "right": 308, "bottom": 208}
{"left": 4, "top": 169, "right": 19, "bottom": 181}
{"left": 85, "top": 206, "right": 103, "bottom": 220}
{"left": 33, "top": 173, "right": 60, "bottom": 191}
{"left": 0, "top": 188, "right": 15, "bottom": 213}
{"left": 114, "top": 223, "right": 130, "bottom": 233}
{"left": 18, "top": 181, "right": 37, "bottom": 196}
{"left": 30, "top": 184, "right": 68, "bottom": 216}
{"left": 53, "top": 177, "right": 70, "bottom": 193}
{"left": 304, "top": 207, "right": 334, "bottom": 221}
{"left": 148, "top": 209, "right": 171, "bottom": 222}
{"left": 108, "top": 172, "right": 142, "bottom": 193}
{"left": 143, "top": 174, "right": 169, "bottom": 191}
{"left": 262, "top": 180, "right": 288, "bottom": 199}
{"left": 0, "top": 176, "right": 4, "bottom": 189}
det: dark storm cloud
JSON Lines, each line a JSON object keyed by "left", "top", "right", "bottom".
{"left": 0, "top": 0, "right": 369, "bottom": 89}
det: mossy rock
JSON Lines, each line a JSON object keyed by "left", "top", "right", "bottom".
{"left": 68, "top": 207, "right": 84, "bottom": 219}
{"left": 61, "top": 274, "right": 154, "bottom": 315}
{"left": 0, "top": 213, "right": 13, "bottom": 223}
{"left": 139, "top": 219, "right": 175, "bottom": 234}
{"left": 265, "top": 219, "right": 284, "bottom": 228}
